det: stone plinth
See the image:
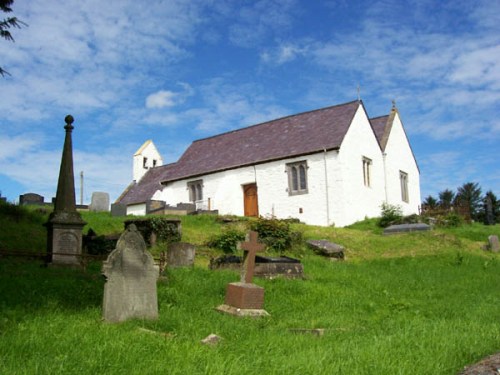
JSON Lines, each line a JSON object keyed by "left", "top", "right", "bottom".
{"left": 46, "top": 211, "right": 86, "bottom": 267}
{"left": 224, "top": 282, "right": 264, "bottom": 309}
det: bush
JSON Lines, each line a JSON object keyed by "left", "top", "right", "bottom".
{"left": 378, "top": 203, "right": 403, "bottom": 228}
{"left": 124, "top": 217, "right": 182, "bottom": 246}
{"left": 249, "top": 217, "right": 302, "bottom": 254}
{"left": 207, "top": 227, "right": 246, "bottom": 254}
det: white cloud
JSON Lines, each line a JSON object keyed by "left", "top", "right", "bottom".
{"left": 146, "top": 91, "right": 177, "bottom": 109}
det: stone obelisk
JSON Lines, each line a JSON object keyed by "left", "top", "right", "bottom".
{"left": 45, "top": 115, "right": 86, "bottom": 267}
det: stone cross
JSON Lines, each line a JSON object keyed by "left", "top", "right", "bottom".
{"left": 240, "top": 231, "right": 265, "bottom": 283}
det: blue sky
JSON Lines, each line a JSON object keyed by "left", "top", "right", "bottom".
{"left": 1, "top": 0, "right": 499, "bottom": 204}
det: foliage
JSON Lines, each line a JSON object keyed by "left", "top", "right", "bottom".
{"left": 481, "top": 190, "right": 499, "bottom": 225}
{"left": 377, "top": 203, "right": 403, "bottom": 228}
{"left": 438, "top": 189, "right": 455, "bottom": 209}
{"left": 206, "top": 227, "right": 246, "bottom": 254}
{"left": 249, "top": 217, "right": 302, "bottom": 253}
{"left": 455, "top": 181, "right": 482, "bottom": 221}
{"left": 0, "top": 0, "right": 26, "bottom": 76}
{"left": 124, "top": 217, "right": 181, "bottom": 245}
{"left": 422, "top": 195, "right": 438, "bottom": 210}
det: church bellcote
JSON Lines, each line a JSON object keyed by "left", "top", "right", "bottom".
{"left": 133, "top": 140, "right": 163, "bottom": 182}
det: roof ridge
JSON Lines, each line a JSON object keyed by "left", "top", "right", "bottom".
{"left": 191, "top": 100, "right": 361, "bottom": 144}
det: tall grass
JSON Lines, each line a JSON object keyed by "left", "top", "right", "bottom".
{"left": 2, "top": 206, "right": 500, "bottom": 374}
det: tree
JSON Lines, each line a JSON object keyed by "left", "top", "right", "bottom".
{"left": 1, "top": 0, "right": 25, "bottom": 76}
{"left": 438, "top": 189, "right": 455, "bottom": 210}
{"left": 423, "top": 195, "right": 438, "bottom": 210}
{"left": 454, "top": 182, "right": 482, "bottom": 221}
{"left": 482, "top": 190, "right": 499, "bottom": 225}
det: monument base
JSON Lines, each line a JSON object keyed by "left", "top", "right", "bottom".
{"left": 224, "top": 282, "right": 264, "bottom": 309}
{"left": 45, "top": 211, "right": 86, "bottom": 267}
{"left": 216, "top": 304, "right": 269, "bottom": 317}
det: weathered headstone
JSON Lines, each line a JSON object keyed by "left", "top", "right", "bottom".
{"left": 19, "top": 193, "right": 44, "bottom": 205}
{"left": 89, "top": 192, "right": 110, "bottom": 212}
{"left": 111, "top": 203, "right": 127, "bottom": 217}
{"left": 166, "top": 242, "right": 196, "bottom": 268}
{"left": 45, "top": 115, "right": 86, "bottom": 267}
{"left": 307, "top": 239, "right": 345, "bottom": 260}
{"left": 102, "top": 224, "right": 159, "bottom": 322}
{"left": 217, "top": 231, "right": 269, "bottom": 317}
{"left": 488, "top": 235, "right": 499, "bottom": 253}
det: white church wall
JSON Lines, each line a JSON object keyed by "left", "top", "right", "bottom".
{"left": 334, "top": 106, "right": 386, "bottom": 226}
{"left": 383, "top": 113, "right": 421, "bottom": 215}
{"left": 127, "top": 203, "right": 147, "bottom": 216}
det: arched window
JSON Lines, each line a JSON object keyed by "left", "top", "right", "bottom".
{"left": 286, "top": 161, "right": 308, "bottom": 195}
{"left": 188, "top": 180, "right": 204, "bottom": 202}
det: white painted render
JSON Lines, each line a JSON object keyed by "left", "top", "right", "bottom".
{"left": 133, "top": 140, "right": 163, "bottom": 182}
{"left": 382, "top": 112, "right": 421, "bottom": 215}
{"left": 127, "top": 203, "right": 147, "bottom": 216}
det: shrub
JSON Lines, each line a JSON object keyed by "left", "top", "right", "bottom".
{"left": 207, "top": 227, "right": 246, "bottom": 254}
{"left": 443, "top": 213, "right": 463, "bottom": 227}
{"left": 249, "top": 217, "right": 302, "bottom": 254}
{"left": 124, "top": 217, "right": 182, "bottom": 246}
{"left": 378, "top": 203, "right": 403, "bottom": 228}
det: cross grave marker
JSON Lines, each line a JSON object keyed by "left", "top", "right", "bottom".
{"left": 240, "top": 230, "right": 265, "bottom": 283}
{"left": 216, "top": 231, "right": 269, "bottom": 317}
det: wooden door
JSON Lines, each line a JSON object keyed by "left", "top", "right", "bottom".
{"left": 243, "top": 183, "right": 259, "bottom": 217}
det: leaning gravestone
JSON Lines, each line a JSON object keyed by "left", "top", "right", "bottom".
{"left": 90, "top": 192, "right": 110, "bottom": 212}
{"left": 166, "top": 242, "right": 196, "bottom": 268}
{"left": 102, "top": 224, "right": 159, "bottom": 322}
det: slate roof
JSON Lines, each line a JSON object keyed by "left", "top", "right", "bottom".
{"left": 160, "top": 100, "right": 362, "bottom": 184}
{"left": 116, "top": 163, "right": 174, "bottom": 205}
{"left": 370, "top": 115, "right": 389, "bottom": 147}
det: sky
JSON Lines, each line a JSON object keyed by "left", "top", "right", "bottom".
{"left": 0, "top": 0, "right": 499, "bottom": 205}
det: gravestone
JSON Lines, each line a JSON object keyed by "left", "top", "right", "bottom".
{"left": 307, "top": 239, "right": 345, "bottom": 260}
{"left": 111, "top": 203, "right": 127, "bottom": 217}
{"left": 166, "top": 242, "right": 196, "bottom": 268}
{"left": 19, "top": 193, "right": 44, "bottom": 205}
{"left": 89, "top": 192, "right": 110, "bottom": 212}
{"left": 217, "top": 231, "right": 269, "bottom": 317}
{"left": 383, "top": 223, "right": 430, "bottom": 235}
{"left": 484, "top": 196, "right": 495, "bottom": 225}
{"left": 488, "top": 235, "right": 499, "bottom": 253}
{"left": 102, "top": 224, "right": 159, "bottom": 322}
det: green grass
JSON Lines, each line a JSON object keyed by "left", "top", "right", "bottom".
{"left": 2, "top": 204, "right": 500, "bottom": 374}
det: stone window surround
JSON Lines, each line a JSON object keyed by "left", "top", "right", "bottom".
{"left": 187, "top": 179, "right": 203, "bottom": 202}
{"left": 286, "top": 160, "right": 308, "bottom": 196}
{"left": 400, "top": 170, "right": 409, "bottom": 203}
{"left": 362, "top": 156, "right": 372, "bottom": 187}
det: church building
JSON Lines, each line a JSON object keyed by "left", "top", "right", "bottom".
{"left": 115, "top": 100, "right": 420, "bottom": 227}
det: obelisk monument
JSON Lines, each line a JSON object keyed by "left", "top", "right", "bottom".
{"left": 45, "top": 115, "right": 86, "bottom": 266}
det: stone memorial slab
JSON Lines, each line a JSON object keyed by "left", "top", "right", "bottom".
{"left": 307, "top": 239, "right": 345, "bottom": 259}
{"left": 90, "top": 192, "right": 110, "bottom": 212}
{"left": 488, "top": 235, "right": 499, "bottom": 253}
{"left": 19, "top": 193, "right": 44, "bottom": 205}
{"left": 217, "top": 231, "right": 269, "bottom": 317}
{"left": 111, "top": 203, "right": 127, "bottom": 217}
{"left": 102, "top": 224, "right": 159, "bottom": 322}
{"left": 166, "top": 242, "right": 196, "bottom": 268}
{"left": 383, "top": 223, "right": 431, "bottom": 235}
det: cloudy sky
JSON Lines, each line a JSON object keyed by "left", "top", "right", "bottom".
{"left": 1, "top": 0, "right": 499, "bottom": 205}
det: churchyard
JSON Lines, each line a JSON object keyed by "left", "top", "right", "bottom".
{"left": 1, "top": 204, "right": 500, "bottom": 374}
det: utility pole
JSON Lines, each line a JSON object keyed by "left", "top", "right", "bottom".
{"left": 80, "top": 171, "right": 84, "bottom": 206}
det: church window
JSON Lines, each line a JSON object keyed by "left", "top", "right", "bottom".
{"left": 188, "top": 180, "right": 203, "bottom": 202}
{"left": 143, "top": 157, "right": 148, "bottom": 169}
{"left": 362, "top": 157, "right": 372, "bottom": 187}
{"left": 287, "top": 161, "right": 308, "bottom": 195}
{"left": 400, "top": 171, "right": 409, "bottom": 202}
{"left": 152, "top": 159, "right": 157, "bottom": 167}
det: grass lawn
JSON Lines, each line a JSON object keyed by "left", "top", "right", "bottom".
{"left": 1, "top": 204, "right": 500, "bottom": 374}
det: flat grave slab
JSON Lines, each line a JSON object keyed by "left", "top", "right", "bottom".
{"left": 383, "top": 223, "right": 431, "bottom": 235}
